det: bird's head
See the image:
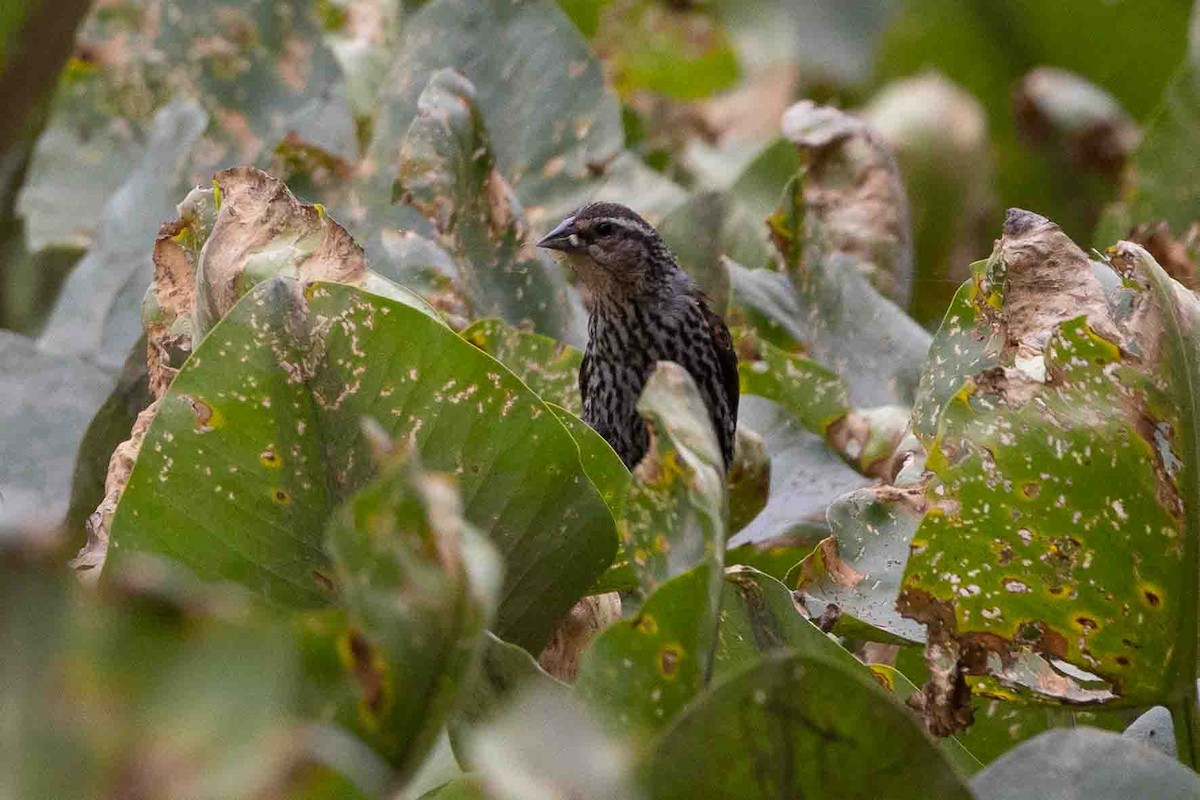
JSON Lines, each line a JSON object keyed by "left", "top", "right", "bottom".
{"left": 536, "top": 202, "right": 665, "bottom": 302}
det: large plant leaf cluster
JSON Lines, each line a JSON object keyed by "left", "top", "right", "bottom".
{"left": 5, "top": 1, "right": 1200, "bottom": 798}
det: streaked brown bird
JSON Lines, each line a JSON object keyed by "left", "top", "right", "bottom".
{"left": 537, "top": 202, "right": 738, "bottom": 471}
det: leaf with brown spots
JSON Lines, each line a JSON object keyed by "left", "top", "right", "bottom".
{"left": 106, "top": 277, "right": 618, "bottom": 654}
{"left": 892, "top": 211, "right": 1200, "bottom": 750}
{"left": 314, "top": 455, "right": 502, "bottom": 781}
{"left": 394, "top": 70, "right": 583, "bottom": 341}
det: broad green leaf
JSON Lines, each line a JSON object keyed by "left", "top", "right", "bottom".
{"left": 395, "top": 70, "right": 582, "bottom": 340}
{"left": 729, "top": 397, "right": 871, "bottom": 547}
{"left": 793, "top": 486, "right": 927, "bottom": 645}
{"left": 971, "top": 728, "right": 1200, "bottom": 800}
{"left": 897, "top": 213, "right": 1200, "bottom": 728}
{"left": 35, "top": 100, "right": 207, "bottom": 371}
{"left": 737, "top": 334, "right": 850, "bottom": 437}
{"left": 714, "top": 565, "right": 863, "bottom": 678}
{"left": 638, "top": 651, "right": 973, "bottom": 800}
{"left": 576, "top": 565, "right": 718, "bottom": 745}
{"left": 0, "top": 331, "right": 113, "bottom": 530}
{"left": 315, "top": 457, "right": 501, "bottom": 780}
{"left": 462, "top": 319, "right": 583, "bottom": 416}
{"left": 108, "top": 278, "right": 617, "bottom": 653}
{"left": 456, "top": 318, "right": 630, "bottom": 511}
{"left": 619, "top": 362, "right": 727, "bottom": 599}
{"left": 548, "top": 404, "right": 630, "bottom": 525}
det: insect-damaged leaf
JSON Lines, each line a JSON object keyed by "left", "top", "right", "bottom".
{"left": 637, "top": 651, "right": 973, "bottom": 800}
{"left": 107, "top": 278, "right": 617, "bottom": 653}
{"left": 461, "top": 318, "right": 584, "bottom": 416}
{"left": 395, "top": 70, "right": 583, "bottom": 341}
{"left": 794, "top": 485, "right": 928, "bottom": 645}
{"left": 619, "top": 362, "right": 727, "bottom": 600}
{"left": 299, "top": 457, "right": 501, "bottom": 781}
{"left": 17, "top": 0, "right": 348, "bottom": 253}
{"left": 898, "top": 210, "right": 1200, "bottom": 729}
{"left": 369, "top": 0, "right": 623, "bottom": 224}
{"left": 576, "top": 565, "right": 718, "bottom": 747}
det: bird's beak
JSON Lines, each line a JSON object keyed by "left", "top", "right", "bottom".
{"left": 536, "top": 215, "right": 582, "bottom": 253}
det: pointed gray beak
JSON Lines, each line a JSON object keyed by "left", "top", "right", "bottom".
{"left": 536, "top": 215, "right": 581, "bottom": 252}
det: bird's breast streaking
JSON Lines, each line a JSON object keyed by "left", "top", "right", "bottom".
{"left": 538, "top": 202, "right": 739, "bottom": 471}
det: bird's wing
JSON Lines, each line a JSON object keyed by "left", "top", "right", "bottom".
{"left": 702, "top": 297, "right": 740, "bottom": 420}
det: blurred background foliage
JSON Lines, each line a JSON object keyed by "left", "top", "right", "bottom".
{"left": 3, "top": 0, "right": 1194, "bottom": 339}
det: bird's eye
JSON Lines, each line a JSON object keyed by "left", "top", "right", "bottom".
{"left": 593, "top": 220, "right": 614, "bottom": 237}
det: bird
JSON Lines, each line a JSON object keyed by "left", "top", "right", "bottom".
{"left": 537, "top": 202, "right": 738, "bottom": 472}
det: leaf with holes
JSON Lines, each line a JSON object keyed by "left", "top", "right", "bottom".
{"left": 394, "top": 70, "right": 582, "bottom": 340}
{"left": 897, "top": 212, "right": 1200, "bottom": 749}
{"left": 106, "top": 278, "right": 617, "bottom": 653}
{"left": 299, "top": 456, "right": 501, "bottom": 780}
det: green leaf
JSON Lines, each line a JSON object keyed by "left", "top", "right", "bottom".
{"left": 456, "top": 317, "right": 630, "bottom": 512}
{"left": 730, "top": 397, "right": 870, "bottom": 547}
{"left": 35, "top": 100, "right": 208, "bottom": 371}
{"left": 576, "top": 564, "right": 719, "bottom": 745}
{"left": 0, "top": 331, "right": 114, "bottom": 530}
{"left": 714, "top": 565, "right": 863, "bottom": 678}
{"left": 108, "top": 278, "right": 617, "bottom": 653}
{"left": 971, "top": 728, "right": 1200, "bottom": 800}
{"left": 619, "top": 362, "right": 727, "bottom": 599}
{"left": 314, "top": 456, "right": 502, "bottom": 779}
{"left": 898, "top": 213, "right": 1200, "bottom": 726}
{"left": 737, "top": 334, "right": 850, "bottom": 438}
{"left": 395, "top": 70, "right": 582, "bottom": 340}
{"left": 794, "top": 486, "right": 927, "bottom": 645}
{"left": 638, "top": 651, "right": 974, "bottom": 800}
{"left": 461, "top": 318, "right": 583, "bottom": 416}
